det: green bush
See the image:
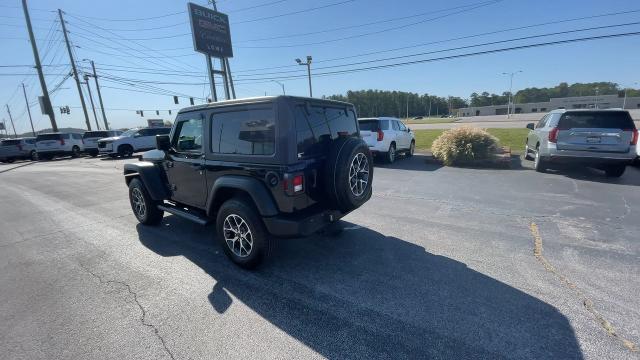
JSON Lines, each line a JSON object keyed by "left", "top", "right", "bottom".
{"left": 431, "top": 127, "right": 499, "bottom": 166}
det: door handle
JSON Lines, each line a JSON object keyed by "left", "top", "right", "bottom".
{"left": 190, "top": 163, "right": 205, "bottom": 171}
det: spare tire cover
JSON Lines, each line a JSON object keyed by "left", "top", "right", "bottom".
{"left": 324, "top": 137, "right": 373, "bottom": 212}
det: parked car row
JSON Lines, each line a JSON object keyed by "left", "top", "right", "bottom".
{"left": 0, "top": 127, "right": 171, "bottom": 163}
{"left": 524, "top": 109, "right": 638, "bottom": 177}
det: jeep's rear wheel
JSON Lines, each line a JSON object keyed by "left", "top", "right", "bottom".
{"left": 325, "top": 137, "right": 374, "bottom": 212}
{"left": 216, "top": 198, "right": 269, "bottom": 269}
{"left": 128, "top": 178, "right": 163, "bottom": 225}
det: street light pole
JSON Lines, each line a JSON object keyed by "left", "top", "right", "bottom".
{"left": 502, "top": 70, "right": 522, "bottom": 118}
{"left": 296, "top": 56, "right": 313, "bottom": 97}
{"left": 83, "top": 74, "right": 100, "bottom": 130}
{"left": 272, "top": 80, "right": 285, "bottom": 95}
{"left": 595, "top": 87, "right": 599, "bottom": 109}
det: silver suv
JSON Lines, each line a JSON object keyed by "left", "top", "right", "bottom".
{"left": 0, "top": 137, "right": 37, "bottom": 163}
{"left": 525, "top": 109, "right": 638, "bottom": 177}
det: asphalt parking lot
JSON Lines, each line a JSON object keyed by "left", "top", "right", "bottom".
{"left": 1, "top": 155, "right": 639, "bottom": 359}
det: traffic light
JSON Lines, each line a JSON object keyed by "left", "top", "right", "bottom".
{"left": 190, "top": 97, "right": 194, "bottom": 105}
{"left": 59, "top": 106, "right": 70, "bottom": 114}
{"left": 173, "top": 96, "right": 179, "bottom": 104}
{"left": 136, "top": 110, "right": 144, "bottom": 117}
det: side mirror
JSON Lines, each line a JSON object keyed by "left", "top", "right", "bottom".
{"left": 407, "top": 127, "right": 411, "bottom": 132}
{"left": 156, "top": 134, "right": 170, "bottom": 151}
{"left": 526, "top": 123, "right": 535, "bottom": 130}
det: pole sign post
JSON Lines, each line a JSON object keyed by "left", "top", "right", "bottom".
{"left": 188, "top": 2, "right": 233, "bottom": 58}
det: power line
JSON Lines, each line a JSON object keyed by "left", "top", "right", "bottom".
{"left": 232, "top": 21, "right": 640, "bottom": 78}
{"left": 230, "top": 8, "right": 640, "bottom": 74}
{"left": 236, "top": 0, "right": 498, "bottom": 43}
{"left": 234, "top": 0, "right": 356, "bottom": 24}
{"left": 232, "top": 31, "right": 640, "bottom": 83}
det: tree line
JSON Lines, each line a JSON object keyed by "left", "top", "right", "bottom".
{"left": 471, "top": 82, "right": 639, "bottom": 107}
{"left": 326, "top": 82, "right": 640, "bottom": 117}
{"left": 326, "top": 90, "right": 466, "bottom": 118}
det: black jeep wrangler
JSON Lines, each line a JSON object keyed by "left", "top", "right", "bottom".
{"left": 123, "top": 96, "right": 373, "bottom": 268}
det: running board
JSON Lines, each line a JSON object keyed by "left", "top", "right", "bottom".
{"left": 158, "top": 204, "right": 211, "bottom": 225}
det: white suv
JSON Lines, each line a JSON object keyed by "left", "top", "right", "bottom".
{"left": 36, "top": 132, "right": 84, "bottom": 160}
{"left": 358, "top": 117, "right": 415, "bottom": 163}
{"left": 83, "top": 130, "right": 123, "bottom": 157}
{"left": 98, "top": 127, "right": 170, "bottom": 158}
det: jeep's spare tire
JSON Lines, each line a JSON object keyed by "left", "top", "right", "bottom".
{"left": 325, "top": 137, "right": 373, "bottom": 212}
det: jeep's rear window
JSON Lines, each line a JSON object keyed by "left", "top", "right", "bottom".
{"left": 295, "top": 104, "right": 358, "bottom": 158}
{"left": 36, "top": 134, "right": 62, "bottom": 141}
{"left": 211, "top": 107, "right": 275, "bottom": 155}
{"left": 558, "top": 112, "right": 635, "bottom": 129}
{"left": 83, "top": 131, "right": 109, "bottom": 139}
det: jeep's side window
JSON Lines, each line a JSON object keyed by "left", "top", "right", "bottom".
{"left": 211, "top": 107, "right": 275, "bottom": 155}
{"left": 174, "top": 118, "right": 203, "bottom": 153}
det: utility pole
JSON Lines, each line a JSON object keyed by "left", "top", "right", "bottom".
{"left": 22, "top": 0, "right": 57, "bottom": 132}
{"left": 21, "top": 83, "right": 36, "bottom": 136}
{"left": 6, "top": 105, "right": 17, "bottom": 138}
{"left": 58, "top": 9, "right": 91, "bottom": 131}
{"left": 502, "top": 70, "right": 522, "bottom": 118}
{"left": 83, "top": 75, "right": 100, "bottom": 130}
{"left": 296, "top": 56, "right": 313, "bottom": 97}
{"left": 428, "top": 96, "right": 432, "bottom": 117}
{"left": 595, "top": 87, "right": 599, "bottom": 109}
{"left": 86, "top": 60, "right": 109, "bottom": 129}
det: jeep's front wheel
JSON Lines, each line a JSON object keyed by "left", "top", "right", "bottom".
{"left": 216, "top": 198, "right": 269, "bottom": 269}
{"left": 128, "top": 178, "right": 163, "bottom": 225}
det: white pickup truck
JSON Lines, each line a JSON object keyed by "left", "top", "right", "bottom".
{"left": 358, "top": 117, "right": 415, "bottom": 163}
{"left": 98, "top": 127, "right": 170, "bottom": 158}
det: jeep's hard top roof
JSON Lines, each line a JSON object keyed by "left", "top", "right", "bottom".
{"left": 177, "top": 95, "right": 353, "bottom": 114}
{"left": 549, "top": 108, "right": 630, "bottom": 114}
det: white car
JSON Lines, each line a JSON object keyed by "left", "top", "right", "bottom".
{"left": 358, "top": 117, "right": 415, "bottom": 163}
{"left": 98, "top": 127, "right": 170, "bottom": 158}
{"left": 82, "top": 130, "right": 123, "bottom": 157}
{"left": 36, "top": 132, "right": 84, "bottom": 160}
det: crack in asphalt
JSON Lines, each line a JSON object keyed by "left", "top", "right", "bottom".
{"left": 529, "top": 222, "right": 638, "bottom": 353}
{"left": 78, "top": 263, "right": 176, "bottom": 360}
{"left": 617, "top": 196, "right": 631, "bottom": 220}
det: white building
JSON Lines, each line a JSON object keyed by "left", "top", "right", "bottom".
{"left": 458, "top": 94, "right": 640, "bottom": 117}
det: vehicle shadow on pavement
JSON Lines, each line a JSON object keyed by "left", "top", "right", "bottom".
{"left": 136, "top": 218, "right": 583, "bottom": 359}
{"left": 374, "top": 154, "right": 444, "bottom": 172}
{"left": 529, "top": 164, "right": 640, "bottom": 186}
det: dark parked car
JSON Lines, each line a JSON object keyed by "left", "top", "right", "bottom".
{"left": 123, "top": 96, "right": 373, "bottom": 268}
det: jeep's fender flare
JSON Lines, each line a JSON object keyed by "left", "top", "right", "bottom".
{"left": 207, "top": 175, "right": 278, "bottom": 217}
{"left": 123, "top": 162, "right": 169, "bottom": 201}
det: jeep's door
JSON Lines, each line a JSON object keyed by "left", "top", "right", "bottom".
{"left": 165, "top": 115, "right": 207, "bottom": 208}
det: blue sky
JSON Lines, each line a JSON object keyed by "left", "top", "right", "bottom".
{"left": 1, "top": 0, "right": 639, "bottom": 133}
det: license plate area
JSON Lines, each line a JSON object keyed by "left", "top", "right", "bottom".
{"left": 586, "top": 136, "right": 601, "bottom": 144}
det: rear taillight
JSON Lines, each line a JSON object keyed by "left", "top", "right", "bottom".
{"left": 283, "top": 174, "right": 304, "bottom": 195}
{"left": 59, "top": 138, "right": 65, "bottom": 146}
{"left": 548, "top": 127, "right": 559, "bottom": 143}
{"left": 376, "top": 129, "right": 384, "bottom": 141}
{"left": 292, "top": 175, "right": 303, "bottom": 193}
{"left": 625, "top": 128, "right": 638, "bottom": 145}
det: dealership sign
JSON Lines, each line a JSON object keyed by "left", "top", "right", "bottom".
{"left": 188, "top": 2, "right": 233, "bottom": 58}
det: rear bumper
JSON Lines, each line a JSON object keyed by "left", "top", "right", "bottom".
{"left": 543, "top": 147, "right": 636, "bottom": 165}
{"left": 262, "top": 209, "right": 346, "bottom": 238}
